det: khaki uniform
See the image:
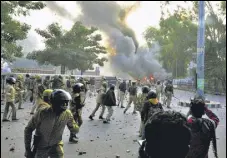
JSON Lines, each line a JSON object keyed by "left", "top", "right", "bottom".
{"left": 125, "top": 85, "right": 137, "bottom": 113}
{"left": 155, "top": 84, "right": 162, "bottom": 101}
{"left": 3, "top": 85, "right": 17, "bottom": 120}
{"left": 24, "top": 107, "right": 79, "bottom": 158}
{"left": 31, "top": 84, "right": 45, "bottom": 114}
{"left": 135, "top": 93, "right": 147, "bottom": 136}
{"left": 70, "top": 92, "right": 86, "bottom": 127}
{"left": 15, "top": 79, "right": 24, "bottom": 109}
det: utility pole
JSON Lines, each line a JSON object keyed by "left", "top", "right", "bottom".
{"left": 196, "top": 1, "right": 205, "bottom": 98}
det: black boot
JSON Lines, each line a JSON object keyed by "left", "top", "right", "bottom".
{"left": 69, "top": 133, "right": 78, "bottom": 143}
{"left": 89, "top": 115, "right": 94, "bottom": 120}
{"left": 99, "top": 116, "right": 104, "bottom": 120}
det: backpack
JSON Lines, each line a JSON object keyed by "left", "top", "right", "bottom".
{"left": 146, "top": 102, "right": 163, "bottom": 122}
{"left": 66, "top": 80, "right": 71, "bottom": 88}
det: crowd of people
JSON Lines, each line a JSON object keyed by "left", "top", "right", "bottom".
{"left": 1, "top": 74, "right": 219, "bottom": 158}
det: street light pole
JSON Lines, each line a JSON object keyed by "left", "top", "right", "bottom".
{"left": 196, "top": 1, "right": 205, "bottom": 98}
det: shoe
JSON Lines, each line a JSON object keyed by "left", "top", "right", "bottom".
{"left": 121, "top": 106, "right": 125, "bottom": 108}
{"left": 99, "top": 116, "right": 104, "bottom": 120}
{"left": 132, "top": 111, "right": 137, "bottom": 114}
{"left": 69, "top": 134, "right": 78, "bottom": 143}
{"left": 89, "top": 116, "right": 94, "bottom": 120}
{"left": 103, "top": 120, "right": 109, "bottom": 124}
{"left": 30, "top": 112, "right": 34, "bottom": 115}
{"left": 167, "top": 106, "right": 171, "bottom": 109}
{"left": 2, "top": 119, "right": 10, "bottom": 122}
{"left": 12, "top": 118, "right": 19, "bottom": 121}
{"left": 123, "top": 110, "right": 126, "bottom": 114}
{"left": 18, "top": 108, "right": 24, "bottom": 110}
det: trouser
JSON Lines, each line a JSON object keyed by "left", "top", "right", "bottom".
{"left": 3, "top": 102, "right": 17, "bottom": 120}
{"left": 105, "top": 106, "right": 113, "bottom": 121}
{"left": 125, "top": 95, "right": 137, "bottom": 112}
{"left": 117, "top": 89, "right": 120, "bottom": 101}
{"left": 90, "top": 103, "right": 105, "bottom": 117}
{"left": 15, "top": 92, "right": 23, "bottom": 109}
{"left": 31, "top": 97, "right": 42, "bottom": 113}
{"left": 119, "top": 91, "right": 125, "bottom": 106}
{"left": 71, "top": 108, "right": 83, "bottom": 127}
{"left": 164, "top": 94, "right": 172, "bottom": 107}
{"left": 35, "top": 144, "right": 64, "bottom": 158}
{"left": 24, "top": 89, "right": 32, "bottom": 101}
{"left": 139, "top": 120, "right": 145, "bottom": 137}
{"left": 156, "top": 92, "right": 161, "bottom": 102}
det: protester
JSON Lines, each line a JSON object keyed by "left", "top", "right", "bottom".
{"left": 139, "top": 111, "right": 191, "bottom": 158}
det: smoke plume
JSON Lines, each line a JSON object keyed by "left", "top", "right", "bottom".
{"left": 45, "top": 1, "right": 167, "bottom": 80}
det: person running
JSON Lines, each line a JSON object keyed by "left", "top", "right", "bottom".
{"left": 24, "top": 89, "right": 79, "bottom": 158}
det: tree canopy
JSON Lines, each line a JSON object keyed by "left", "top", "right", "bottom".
{"left": 1, "top": 1, "right": 46, "bottom": 61}
{"left": 27, "top": 22, "right": 108, "bottom": 73}
{"left": 144, "top": 1, "right": 226, "bottom": 93}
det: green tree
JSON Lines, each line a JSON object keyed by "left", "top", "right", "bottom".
{"left": 1, "top": 1, "right": 45, "bottom": 61}
{"left": 144, "top": 1, "right": 226, "bottom": 93}
{"left": 27, "top": 22, "right": 108, "bottom": 74}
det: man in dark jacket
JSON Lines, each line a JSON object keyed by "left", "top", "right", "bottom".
{"left": 141, "top": 91, "right": 163, "bottom": 139}
{"left": 103, "top": 84, "right": 116, "bottom": 124}
{"left": 186, "top": 97, "right": 219, "bottom": 158}
{"left": 118, "top": 80, "right": 127, "bottom": 108}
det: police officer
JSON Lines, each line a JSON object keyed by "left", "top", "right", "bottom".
{"left": 15, "top": 74, "right": 24, "bottom": 109}
{"left": 24, "top": 74, "right": 30, "bottom": 102}
{"left": 30, "top": 77, "right": 45, "bottom": 114}
{"left": 24, "top": 89, "right": 79, "bottom": 158}
{"left": 43, "top": 76, "right": 51, "bottom": 89}
{"left": 2, "top": 77, "right": 19, "bottom": 121}
{"left": 116, "top": 78, "right": 122, "bottom": 102}
{"left": 163, "top": 80, "right": 174, "bottom": 108}
{"left": 69, "top": 83, "right": 86, "bottom": 142}
{"left": 124, "top": 81, "right": 137, "bottom": 114}
{"left": 155, "top": 80, "right": 162, "bottom": 101}
{"left": 118, "top": 80, "right": 127, "bottom": 108}
{"left": 36, "top": 89, "right": 53, "bottom": 111}
{"left": 89, "top": 81, "right": 107, "bottom": 121}
{"left": 136, "top": 86, "right": 150, "bottom": 137}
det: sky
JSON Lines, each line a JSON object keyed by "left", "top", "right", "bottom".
{"left": 16, "top": 1, "right": 162, "bottom": 54}
{"left": 14, "top": 1, "right": 221, "bottom": 75}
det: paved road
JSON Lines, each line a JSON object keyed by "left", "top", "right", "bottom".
{"left": 1, "top": 89, "right": 226, "bottom": 158}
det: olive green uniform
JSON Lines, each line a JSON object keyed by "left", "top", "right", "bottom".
{"left": 24, "top": 107, "right": 79, "bottom": 158}
{"left": 15, "top": 79, "right": 24, "bottom": 109}
{"left": 3, "top": 85, "right": 17, "bottom": 120}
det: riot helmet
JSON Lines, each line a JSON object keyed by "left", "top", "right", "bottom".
{"left": 50, "top": 89, "right": 71, "bottom": 114}
{"left": 6, "top": 77, "right": 16, "bottom": 85}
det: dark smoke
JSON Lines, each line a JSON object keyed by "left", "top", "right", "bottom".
{"left": 45, "top": 1, "right": 167, "bottom": 79}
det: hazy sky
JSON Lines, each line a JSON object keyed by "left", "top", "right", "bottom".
{"left": 16, "top": 1, "right": 163, "bottom": 53}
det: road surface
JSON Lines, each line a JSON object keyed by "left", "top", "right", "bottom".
{"left": 1, "top": 89, "right": 226, "bottom": 158}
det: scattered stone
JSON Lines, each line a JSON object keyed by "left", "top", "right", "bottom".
{"left": 126, "top": 150, "right": 130, "bottom": 153}
{"left": 5, "top": 137, "right": 8, "bottom": 140}
{"left": 97, "top": 136, "right": 99, "bottom": 139}
{"left": 90, "top": 139, "right": 94, "bottom": 142}
{"left": 9, "top": 146, "right": 15, "bottom": 152}
{"left": 116, "top": 155, "right": 120, "bottom": 158}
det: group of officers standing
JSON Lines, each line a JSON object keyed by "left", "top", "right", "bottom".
{"left": 2, "top": 73, "right": 176, "bottom": 158}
